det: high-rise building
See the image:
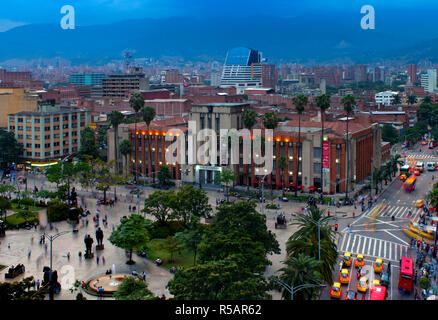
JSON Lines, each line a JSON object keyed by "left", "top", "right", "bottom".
{"left": 262, "top": 64, "right": 278, "bottom": 90}
{"left": 0, "top": 88, "right": 38, "bottom": 128}
{"left": 69, "top": 73, "right": 106, "bottom": 86}
{"left": 102, "top": 70, "right": 149, "bottom": 98}
{"left": 421, "top": 69, "right": 438, "bottom": 93}
{"left": 408, "top": 64, "right": 417, "bottom": 84}
{"left": 353, "top": 64, "right": 367, "bottom": 82}
{"left": 220, "top": 47, "right": 263, "bottom": 94}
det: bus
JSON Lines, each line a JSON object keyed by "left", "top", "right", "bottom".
{"left": 398, "top": 257, "right": 413, "bottom": 293}
{"left": 400, "top": 165, "right": 410, "bottom": 180}
{"left": 404, "top": 175, "right": 417, "bottom": 192}
{"left": 369, "top": 285, "right": 387, "bottom": 300}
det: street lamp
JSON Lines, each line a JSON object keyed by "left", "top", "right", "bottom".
{"left": 260, "top": 174, "right": 268, "bottom": 216}
{"left": 271, "top": 277, "right": 326, "bottom": 300}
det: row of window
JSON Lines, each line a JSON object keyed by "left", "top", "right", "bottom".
{"left": 15, "top": 115, "right": 84, "bottom": 123}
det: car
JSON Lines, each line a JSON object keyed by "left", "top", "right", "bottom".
{"left": 414, "top": 200, "right": 425, "bottom": 208}
{"left": 339, "top": 269, "right": 350, "bottom": 284}
{"left": 374, "top": 258, "right": 383, "bottom": 274}
{"left": 370, "top": 279, "right": 380, "bottom": 292}
{"left": 357, "top": 276, "right": 368, "bottom": 293}
{"left": 380, "top": 272, "right": 390, "bottom": 288}
{"left": 355, "top": 254, "right": 365, "bottom": 268}
{"left": 330, "top": 282, "right": 342, "bottom": 299}
{"left": 400, "top": 174, "right": 408, "bottom": 181}
{"left": 414, "top": 170, "right": 421, "bottom": 176}
{"left": 342, "top": 252, "right": 352, "bottom": 267}
{"left": 345, "top": 290, "right": 357, "bottom": 300}
{"left": 422, "top": 141, "right": 428, "bottom": 145}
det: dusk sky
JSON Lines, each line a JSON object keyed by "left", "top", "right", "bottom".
{"left": 0, "top": 0, "right": 435, "bottom": 30}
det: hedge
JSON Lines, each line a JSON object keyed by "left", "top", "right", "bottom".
{"left": 47, "top": 203, "right": 71, "bottom": 222}
{"left": 150, "top": 220, "right": 186, "bottom": 239}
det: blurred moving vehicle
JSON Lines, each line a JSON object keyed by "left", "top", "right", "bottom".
{"left": 355, "top": 254, "right": 365, "bottom": 268}
{"left": 330, "top": 282, "right": 342, "bottom": 299}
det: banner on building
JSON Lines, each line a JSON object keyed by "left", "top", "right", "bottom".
{"left": 322, "top": 141, "right": 330, "bottom": 172}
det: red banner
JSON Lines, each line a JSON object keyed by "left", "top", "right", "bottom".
{"left": 322, "top": 141, "right": 330, "bottom": 172}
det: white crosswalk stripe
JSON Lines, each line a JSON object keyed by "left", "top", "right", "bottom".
{"left": 365, "top": 205, "right": 422, "bottom": 220}
{"left": 339, "top": 233, "right": 409, "bottom": 262}
{"left": 403, "top": 153, "right": 438, "bottom": 160}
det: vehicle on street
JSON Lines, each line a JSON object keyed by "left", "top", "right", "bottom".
{"left": 427, "top": 162, "right": 436, "bottom": 171}
{"left": 342, "top": 252, "right": 352, "bottom": 267}
{"left": 421, "top": 141, "right": 428, "bottom": 145}
{"left": 398, "top": 256, "right": 413, "bottom": 293}
{"left": 404, "top": 175, "right": 417, "bottom": 192}
{"left": 369, "top": 285, "right": 387, "bottom": 300}
{"left": 380, "top": 272, "right": 390, "bottom": 289}
{"left": 414, "top": 199, "right": 424, "bottom": 208}
{"left": 374, "top": 258, "right": 383, "bottom": 274}
{"left": 357, "top": 276, "right": 368, "bottom": 293}
{"left": 345, "top": 290, "right": 357, "bottom": 300}
{"left": 339, "top": 269, "right": 350, "bottom": 284}
{"left": 355, "top": 254, "right": 365, "bottom": 268}
{"left": 400, "top": 165, "right": 410, "bottom": 179}
{"left": 370, "top": 279, "right": 380, "bottom": 292}
{"left": 415, "top": 162, "right": 424, "bottom": 172}
{"left": 330, "top": 282, "right": 342, "bottom": 299}
{"left": 414, "top": 170, "right": 421, "bottom": 176}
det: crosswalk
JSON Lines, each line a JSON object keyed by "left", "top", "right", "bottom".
{"left": 338, "top": 233, "right": 409, "bottom": 262}
{"left": 403, "top": 153, "right": 437, "bottom": 160}
{"left": 365, "top": 205, "right": 422, "bottom": 221}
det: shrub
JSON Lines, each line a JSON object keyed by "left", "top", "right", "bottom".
{"left": 47, "top": 203, "right": 71, "bottom": 222}
{"left": 419, "top": 276, "right": 430, "bottom": 290}
{"left": 150, "top": 220, "right": 186, "bottom": 239}
{"left": 19, "top": 198, "right": 35, "bottom": 207}
{"left": 10, "top": 198, "right": 19, "bottom": 204}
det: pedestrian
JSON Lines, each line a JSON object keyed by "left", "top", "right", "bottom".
{"left": 142, "top": 271, "right": 146, "bottom": 281}
{"left": 352, "top": 211, "right": 355, "bottom": 218}
{"left": 78, "top": 251, "right": 82, "bottom": 260}
{"left": 102, "top": 256, "right": 105, "bottom": 264}
{"left": 96, "top": 256, "right": 99, "bottom": 264}
{"left": 36, "top": 279, "right": 40, "bottom": 290}
{"left": 67, "top": 252, "right": 70, "bottom": 260}
{"left": 44, "top": 243, "right": 48, "bottom": 252}
{"left": 112, "top": 224, "right": 115, "bottom": 231}
{"left": 334, "top": 224, "right": 338, "bottom": 232}
{"left": 8, "top": 243, "right": 10, "bottom": 249}
{"left": 86, "top": 218, "right": 89, "bottom": 226}
{"left": 27, "top": 248, "right": 31, "bottom": 258}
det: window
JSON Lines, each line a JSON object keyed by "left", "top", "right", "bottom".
{"left": 63, "top": 116, "right": 68, "bottom": 121}
{"left": 313, "top": 162, "right": 322, "bottom": 173}
{"left": 35, "top": 144, "right": 40, "bottom": 148}
{"left": 18, "top": 134, "right": 23, "bottom": 139}
{"left": 44, "top": 118, "right": 50, "bottom": 123}
{"left": 45, "top": 127, "right": 50, "bottom": 131}
{"left": 35, "top": 152, "right": 40, "bottom": 157}
{"left": 18, "top": 118, "right": 23, "bottom": 122}
{"left": 26, "top": 143, "right": 31, "bottom": 148}
{"left": 26, "top": 127, "right": 31, "bottom": 131}
{"left": 63, "top": 125, "right": 69, "bottom": 129}
{"left": 18, "top": 126, "right": 23, "bottom": 130}
{"left": 45, "top": 135, "right": 50, "bottom": 139}
{"left": 35, "top": 127, "right": 40, "bottom": 131}
{"left": 53, "top": 117, "right": 59, "bottom": 122}
{"left": 34, "top": 118, "right": 40, "bottom": 123}
{"left": 314, "top": 147, "right": 322, "bottom": 159}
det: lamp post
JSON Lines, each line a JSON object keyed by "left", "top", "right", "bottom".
{"left": 260, "top": 173, "right": 268, "bottom": 216}
{"left": 271, "top": 277, "right": 326, "bottom": 300}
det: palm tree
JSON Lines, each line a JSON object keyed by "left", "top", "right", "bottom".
{"left": 292, "top": 94, "right": 308, "bottom": 197}
{"left": 341, "top": 94, "right": 355, "bottom": 201}
{"left": 408, "top": 95, "right": 417, "bottom": 104}
{"left": 109, "top": 110, "right": 124, "bottom": 174}
{"left": 391, "top": 154, "right": 404, "bottom": 177}
{"left": 427, "top": 183, "right": 438, "bottom": 208}
{"left": 278, "top": 253, "right": 323, "bottom": 300}
{"left": 278, "top": 155, "right": 287, "bottom": 195}
{"left": 286, "top": 206, "right": 337, "bottom": 284}
{"left": 119, "top": 139, "right": 133, "bottom": 177}
{"left": 242, "top": 109, "right": 258, "bottom": 188}
{"left": 262, "top": 112, "right": 279, "bottom": 130}
{"left": 141, "top": 106, "right": 156, "bottom": 182}
{"left": 315, "top": 94, "right": 331, "bottom": 198}
{"left": 129, "top": 93, "right": 145, "bottom": 182}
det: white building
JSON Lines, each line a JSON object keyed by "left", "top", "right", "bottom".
{"left": 375, "top": 91, "right": 399, "bottom": 106}
{"left": 420, "top": 69, "right": 438, "bottom": 93}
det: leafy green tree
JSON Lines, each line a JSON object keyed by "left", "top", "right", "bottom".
{"left": 175, "top": 216, "right": 207, "bottom": 266}
{"left": 0, "top": 276, "right": 44, "bottom": 300}
{"left": 382, "top": 124, "right": 399, "bottom": 144}
{"left": 119, "top": 139, "right": 133, "bottom": 177}
{"left": 0, "top": 184, "right": 15, "bottom": 197}
{"left": 393, "top": 94, "right": 401, "bottom": 105}
{"left": 292, "top": 94, "right": 308, "bottom": 196}
{"left": 286, "top": 206, "right": 337, "bottom": 284}
{"left": 129, "top": 92, "right": 145, "bottom": 181}
{"left": 424, "top": 96, "right": 432, "bottom": 104}
{"left": 157, "top": 165, "right": 172, "bottom": 187}
{"left": 172, "top": 185, "right": 212, "bottom": 225}
{"left": 92, "top": 159, "right": 123, "bottom": 202}
{"left": 262, "top": 112, "right": 279, "bottom": 130}
{"left": 113, "top": 276, "right": 155, "bottom": 300}
{"left": 214, "top": 168, "right": 237, "bottom": 201}
{"left": 162, "top": 236, "right": 181, "bottom": 263}
{"left": 109, "top": 110, "right": 124, "bottom": 173}
{"left": 408, "top": 95, "right": 417, "bottom": 104}
{"left": 242, "top": 109, "right": 257, "bottom": 130}
{"left": 0, "top": 128, "right": 24, "bottom": 169}
{"left": 78, "top": 127, "right": 100, "bottom": 160}
{"left": 143, "top": 190, "right": 176, "bottom": 225}
{"left": 108, "top": 214, "right": 152, "bottom": 264}
{"left": 427, "top": 183, "right": 438, "bottom": 208}
{"left": 0, "top": 197, "right": 11, "bottom": 223}
{"left": 277, "top": 253, "right": 323, "bottom": 300}
{"left": 167, "top": 254, "right": 272, "bottom": 300}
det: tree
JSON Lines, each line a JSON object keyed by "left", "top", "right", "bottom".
{"left": 390, "top": 154, "right": 404, "bottom": 177}
{"left": 45, "top": 162, "right": 79, "bottom": 202}
{"left": 142, "top": 106, "right": 156, "bottom": 181}
{"left": 292, "top": 94, "right": 308, "bottom": 196}
{"left": 382, "top": 124, "right": 399, "bottom": 144}
{"left": 113, "top": 276, "right": 155, "bottom": 300}
{"left": 175, "top": 216, "right": 207, "bottom": 266}
{"left": 143, "top": 190, "right": 176, "bottom": 225}
{"left": 119, "top": 139, "right": 133, "bottom": 177}
{"left": 129, "top": 92, "right": 145, "bottom": 181}
{"left": 408, "top": 95, "right": 417, "bottom": 104}
{"left": 342, "top": 94, "right": 355, "bottom": 201}
{"left": 424, "top": 96, "right": 432, "bottom": 104}
{"left": 93, "top": 159, "right": 123, "bottom": 202}
{"left": 393, "top": 94, "right": 401, "bottom": 105}
{"left": 0, "top": 128, "right": 24, "bottom": 169}
{"left": 286, "top": 206, "right": 337, "bottom": 284}
{"left": 167, "top": 254, "right": 272, "bottom": 300}
{"left": 77, "top": 127, "right": 100, "bottom": 160}
{"left": 172, "top": 185, "right": 212, "bottom": 225}
{"left": 0, "top": 184, "right": 15, "bottom": 197}
{"left": 262, "top": 112, "right": 279, "bottom": 130}
{"left": 277, "top": 155, "right": 287, "bottom": 195}
{"left": 0, "top": 276, "right": 44, "bottom": 300}
{"left": 277, "top": 253, "right": 323, "bottom": 300}
{"left": 427, "top": 183, "right": 438, "bottom": 208}
{"left": 242, "top": 109, "right": 258, "bottom": 188}
{"left": 157, "top": 165, "right": 172, "bottom": 187}
{"left": 214, "top": 168, "right": 237, "bottom": 201}
{"left": 109, "top": 110, "right": 124, "bottom": 174}
{"left": 0, "top": 197, "right": 11, "bottom": 223}
{"left": 108, "top": 214, "right": 152, "bottom": 264}
{"left": 162, "top": 236, "right": 181, "bottom": 263}
{"left": 315, "top": 94, "right": 331, "bottom": 197}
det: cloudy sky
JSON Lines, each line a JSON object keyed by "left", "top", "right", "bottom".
{"left": 0, "top": 0, "right": 434, "bottom": 30}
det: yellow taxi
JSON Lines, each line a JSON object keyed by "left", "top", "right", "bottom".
{"left": 422, "top": 141, "right": 428, "bottom": 145}
{"left": 339, "top": 269, "right": 350, "bottom": 284}
{"left": 355, "top": 254, "right": 365, "bottom": 268}
{"left": 370, "top": 279, "right": 380, "bottom": 292}
{"left": 330, "top": 282, "right": 342, "bottom": 299}
{"left": 357, "top": 276, "right": 368, "bottom": 293}
{"left": 342, "top": 252, "right": 352, "bottom": 267}
{"left": 414, "top": 200, "right": 425, "bottom": 208}
{"left": 374, "top": 258, "right": 383, "bottom": 274}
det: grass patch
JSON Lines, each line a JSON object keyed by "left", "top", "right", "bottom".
{"left": 11, "top": 203, "right": 44, "bottom": 212}
{"left": 0, "top": 265, "right": 6, "bottom": 271}
{"left": 146, "top": 238, "right": 196, "bottom": 270}
{"left": 5, "top": 211, "right": 39, "bottom": 228}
